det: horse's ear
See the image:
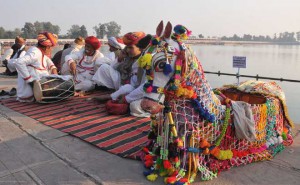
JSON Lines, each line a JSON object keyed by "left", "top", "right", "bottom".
{"left": 156, "top": 20, "right": 164, "bottom": 37}
{"left": 163, "top": 21, "right": 172, "bottom": 39}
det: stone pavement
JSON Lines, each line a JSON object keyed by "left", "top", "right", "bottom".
{"left": 0, "top": 68, "right": 300, "bottom": 185}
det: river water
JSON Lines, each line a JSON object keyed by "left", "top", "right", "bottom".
{"left": 55, "top": 44, "right": 300, "bottom": 123}
{"left": 193, "top": 44, "right": 300, "bottom": 124}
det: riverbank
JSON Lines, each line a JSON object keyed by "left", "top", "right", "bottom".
{"left": 1, "top": 38, "right": 300, "bottom": 47}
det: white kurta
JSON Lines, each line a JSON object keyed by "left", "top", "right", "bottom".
{"left": 15, "top": 46, "right": 57, "bottom": 102}
{"left": 63, "top": 49, "right": 104, "bottom": 91}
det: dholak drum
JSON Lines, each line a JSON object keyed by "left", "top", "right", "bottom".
{"left": 33, "top": 75, "right": 75, "bottom": 103}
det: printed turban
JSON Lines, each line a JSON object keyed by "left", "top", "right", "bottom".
{"left": 37, "top": 32, "right": 58, "bottom": 47}
{"left": 123, "top": 32, "right": 146, "bottom": 46}
{"left": 85, "top": 36, "right": 101, "bottom": 50}
{"left": 108, "top": 37, "right": 125, "bottom": 50}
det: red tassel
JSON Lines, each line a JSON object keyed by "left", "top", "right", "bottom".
{"left": 179, "top": 178, "right": 189, "bottom": 182}
{"left": 144, "top": 154, "right": 153, "bottom": 161}
{"left": 144, "top": 160, "right": 153, "bottom": 168}
{"left": 165, "top": 176, "right": 177, "bottom": 184}
{"left": 146, "top": 86, "right": 153, "bottom": 93}
{"left": 163, "top": 160, "right": 172, "bottom": 169}
{"left": 170, "top": 170, "right": 178, "bottom": 177}
{"left": 143, "top": 147, "right": 150, "bottom": 154}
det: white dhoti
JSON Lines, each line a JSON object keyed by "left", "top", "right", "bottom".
{"left": 125, "top": 84, "right": 150, "bottom": 117}
{"left": 7, "top": 59, "right": 17, "bottom": 72}
{"left": 92, "top": 63, "right": 121, "bottom": 90}
{"left": 16, "top": 74, "right": 34, "bottom": 102}
{"left": 74, "top": 69, "right": 95, "bottom": 91}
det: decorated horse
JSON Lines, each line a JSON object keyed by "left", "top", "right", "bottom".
{"left": 138, "top": 21, "right": 294, "bottom": 184}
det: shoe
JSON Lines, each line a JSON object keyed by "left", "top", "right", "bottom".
{"left": 9, "top": 88, "right": 17, "bottom": 96}
{"left": 0, "top": 90, "right": 9, "bottom": 96}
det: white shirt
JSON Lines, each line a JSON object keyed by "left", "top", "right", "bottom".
{"left": 15, "top": 46, "right": 56, "bottom": 82}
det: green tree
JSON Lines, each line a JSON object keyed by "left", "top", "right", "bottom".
{"left": 22, "top": 22, "right": 36, "bottom": 38}
{"left": 0, "top": 27, "right": 5, "bottom": 38}
{"left": 296, "top": 32, "right": 300, "bottom": 41}
{"left": 80, "top": 25, "right": 88, "bottom": 38}
{"left": 67, "top": 25, "right": 81, "bottom": 38}
{"left": 105, "top": 21, "right": 121, "bottom": 38}
{"left": 198, "top": 34, "right": 204, "bottom": 38}
{"left": 94, "top": 23, "right": 106, "bottom": 39}
{"left": 94, "top": 21, "right": 122, "bottom": 39}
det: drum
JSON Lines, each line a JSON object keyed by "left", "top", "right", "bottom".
{"left": 33, "top": 75, "right": 75, "bottom": 103}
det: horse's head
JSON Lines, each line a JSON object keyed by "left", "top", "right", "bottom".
{"left": 139, "top": 21, "right": 189, "bottom": 114}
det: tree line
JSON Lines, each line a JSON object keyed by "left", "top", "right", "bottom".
{"left": 0, "top": 21, "right": 122, "bottom": 39}
{"left": 199, "top": 32, "right": 300, "bottom": 42}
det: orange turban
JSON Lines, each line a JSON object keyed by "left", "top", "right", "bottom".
{"left": 123, "top": 32, "right": 146, "bottom": 46}
{"left": 85, "top": 36, "right": 101, "bottom": 50}
{"left": 15, "top": 36, "right": 26, "bottom": 45}
{"left": 37, "top": 32, "right": 58, "bottom": 47}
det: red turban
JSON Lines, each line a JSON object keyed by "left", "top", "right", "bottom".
{"left": 85, "top": 36, "right": 101, "bottom": 50}
{"left": 37, "top": 32, "right": 58, "bottom": 47}
{"left": 123, "top": 32, "right": 146, "bottom": 46}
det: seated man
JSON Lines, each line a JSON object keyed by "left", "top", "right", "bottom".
{"left": 107, "top": 36, "right": 125, "bottom": 63}
{"left": 2, "top": 36, "right": 27, "bottom": 76}
{"left": 93, "top": 36, "right": 125, "bottom": 72}
{"left": 62, "top": 36, "right": 104, "bottom": 92}
{"left": 14, "top": 32, "right": 58, "bottom": 102}
{"left": 60, "top": 36, "right": 85, "bottom": 74}
{"left": 92, "top": 32, "right": 151, "bottom": 117}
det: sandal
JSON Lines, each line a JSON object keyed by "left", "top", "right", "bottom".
{"left": 9, "top": 88, "right": 17, "bottom": 96}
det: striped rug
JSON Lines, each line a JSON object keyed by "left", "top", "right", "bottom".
{"left": 0, "top": 91, "right": 150, "bottom": 159}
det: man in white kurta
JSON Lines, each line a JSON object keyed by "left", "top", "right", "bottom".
{"left": 92, "top": 32, "right": 150, "bottom": 117}
{"left": 62, "top": 36, "right": 104, "bottom": 92}
{"left": 6, "top": 36, "right": 27, "bottom": 75}
{"left": 14, "top": 32, "right": 58, "bottom": 102}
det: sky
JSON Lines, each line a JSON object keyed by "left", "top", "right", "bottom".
{"left": 1, "top": 0, "right": 300, "bottom": 37}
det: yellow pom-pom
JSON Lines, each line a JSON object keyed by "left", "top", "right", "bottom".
{"left": 217, "top": 150, "right": 233, "bottom": 160}
{"left": 138, "top": 53, "right": 152, "bottom": 68}
{"left": 176, "top": 87, "right": 185, "bottom": 97}
{"left": 147, "top": 174, "right": 158, "bottom": 182}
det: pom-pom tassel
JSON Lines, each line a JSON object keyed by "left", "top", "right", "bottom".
{"left": 163, "top": 63, "right": 173, "bottom": 75}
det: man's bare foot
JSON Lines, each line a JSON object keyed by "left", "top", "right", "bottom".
{"left": 87, "top": 94, "right": 111, "bottom": 102}
{"left": 74, "top": 91, "right": 86, "bottom": 97}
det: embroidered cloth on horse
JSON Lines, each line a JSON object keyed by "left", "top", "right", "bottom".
{"left": 218, "top": 80, "right": 293, "bottom": 127}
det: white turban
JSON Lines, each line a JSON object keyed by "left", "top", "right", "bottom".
{"left": 108, "top": 37, "right": 125, "bottom": 50}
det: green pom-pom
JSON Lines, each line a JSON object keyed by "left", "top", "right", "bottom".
{"left": 282, "top": 132, "right": 287, "bottom": 140}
